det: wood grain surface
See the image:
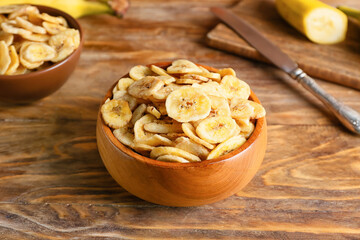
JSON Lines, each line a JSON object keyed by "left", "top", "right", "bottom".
{"left": 1, "top": 0, "right": 360, "bottom": 239}
{"left": 206, "top": 0, "right": 360, "bottom": 90}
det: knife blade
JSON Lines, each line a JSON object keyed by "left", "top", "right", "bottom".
{"left": 211, "top": 7, "right": 360, "bottom": 134}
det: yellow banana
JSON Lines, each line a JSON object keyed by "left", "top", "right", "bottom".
{"left": 0, "top": 0, "right": 128, "bottom": 18}
{"left": 338, "top": 6, "right": 360, "bottom": 22}
{"left": 276, "top": 0, "right": 347, "bottom": 44}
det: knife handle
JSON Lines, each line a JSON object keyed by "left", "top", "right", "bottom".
{"left": 290, "top": 68, "right": 360, "bottom": 134}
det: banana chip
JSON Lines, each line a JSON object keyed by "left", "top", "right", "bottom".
{"left": 20, "top": 42, "right": 56, "bottom": 69}
{"left": 0, "top": 5, "right": 26, "bottom": 14}
{"left": 21, "top": 32, "right": 49, "bottom": 42}
{"left": 8, "top": 5, "right": 39, "bottom": 19}
{"left": 0, "top": 41, "right": 11, "bottom": 74}
{"left": 49, "top": 29, "right": 80, "bottom": 62}
{"left": 15, "top": 16, "right": 46, "bottom": 34}
{"left": 1, "top": 21, "right": 32, "bottom": 36}
{"left": 42, "top": 21, "right": 66, "bottom": 35}
{"left": 101, "top": 99, "right": 132, "bottom": 129}
{"left": 39, "top": 13, "right": 67, "bottom": 26}
{"left": 5, "top": 45, "right": 19, "bottom": 75}
{"left": 101, "top": 60, "right": 266, "bottom": 163}
{"left": 0, "top": 31, "right": 13, "bottom": 46}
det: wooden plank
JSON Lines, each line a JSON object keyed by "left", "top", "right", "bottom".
{"left": 206, "top": 0, "right": 360, "bottom": 89}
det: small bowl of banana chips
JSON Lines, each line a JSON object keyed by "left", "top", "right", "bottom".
{"left": 0, "top": 4, "right": 83, "bottom": 102}
{"left": 97, "top": 60, "right": 267, "bottom": 206}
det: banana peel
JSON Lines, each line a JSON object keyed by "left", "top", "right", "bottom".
{"left": 338, "top": 6, "right": 360, "bottom": 22}
{"left": 0, "top": 0, "right": 129, "bottom": 19}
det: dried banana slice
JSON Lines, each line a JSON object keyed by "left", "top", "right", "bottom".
{"left": 101, "top": 99, "right": 132, "bottom": 129}
{"left": 0, "top": 32, "right": 14, "bottom": 46}
{"left": 219, "top": 68, "right": 236, "bottom": 77}
{"left": 167, "top": 59, "right": 202, "bottom": 74}
{"left": 208, "top": 96, "right": 231, "bottom": 118}
{"left": 156, "top": 155, "right": 190, "bottom": 163}
{"left": 230, "top": 98, "right": 255, "bottom": 120}
{"left": 8, "top": 5, "right": 39, "bottom": 19}
{"left": 0, "top": 41, "right": 11, "bottom": 74}
{"left": 150, "top": 65, "right": 172, "bottom": 77}
{"left": 174, "top": 137, "right": 209, "bottom": 160}
{"left": 196, "top": 116, "right": 238, "bottom": 144}
{"left": 15, "top": 16, "right": 47, "bottom": 34}
{"left": 12, "top": 64, "right": 29, "bottom": 75}
{"left": 113, "top": 90, "right": 127, "bottom": 99}
{"left": 157, "top": 75, "right": 176, "bottom": 85}
{"left": 182, "top": 123, "right": 214, "bottom": 149}
{"left": 132, "top": 143, "right": 154, "bottom": 152}
{"left": 165, "top": 87, "right": 211, "bottom": 122}
{"left": 21, "top": 33, "right": 50, "bottom": 42}
{"left": 49, "top": 29, "right": 80, "bottom": 62}
{"left": 131, "top": 103, "right": 147, "bottom": 125}
{"left": 0, "top": 15, "right": 7, "bottom": 24}
{"left": 152, "top": 83, "right": 182, "bottom": 101}
{"left": 144, "top": 121, "right": 183, "bottom": 134}
{"left": 1, "top": 21, "right": 32, "bottom": 36}
{"left": 113, "top": 77, "right": 134, "bottom": 94}
{"left": 5, "top": 45, "right": 19, "bottom": 75}
{"left": 239, "top": 121, "right": 255, "bottom": 139}
{"left": 196, "top": 67, "right": 221, "bottom": 81}
{"left": 39, "top": 13, "right": 67, "bottom": 26}
{"left": 220, "top": 75, "right": 250, "bottom": 100}
{"left": 176, "top": 78, "right": 201, "bottom": 85}
{"left": 42, "top": 21, "right": 67, "bottom": 35}
{"left": 146, "top": 105, "right": 161, "bottom": 119}
{"left": 134, "top": 114, "right": 172, "bottom": 146}
{"left": 113, "top": 93, "right": 138, "bottom": 111}
{"left": 0, "top": 5, "right": 26, "bottom": 14}
{"left": 248, "top": 100, "right": 266, "bottom": 119}
{"left": 129, "top": 65, "right": 153, "bottom": 81}
{"left": 180, "top": 74, "right": 209, "bottom": 82}
{"left": 153, "top": 102, "right": 167, "bottom": 115}
{"left": 207, "top": 135, "right": 247, "bottom": 160}
{"left": 128, "top": 76, "right": 164, "bottom": 100}
{"left": 20, "top": 42, "right": 56, "bottom": 69}
{"left": 113, "top": 126, "right": 135, "bottom": 148}
{"left": 192, "top": 81, "right": 227, "bottom": 98}
{"left": 150, "top": 147, "right": 201, "bottom": 162}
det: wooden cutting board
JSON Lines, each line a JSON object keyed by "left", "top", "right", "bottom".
{"left": 206, "top": 0, "right": 360, "bottom": 90}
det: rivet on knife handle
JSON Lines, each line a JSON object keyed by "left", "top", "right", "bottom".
{"left": 290, "top": 68, "right": 360, "bottom": 134}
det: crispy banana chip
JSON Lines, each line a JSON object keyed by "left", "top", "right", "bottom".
{"left": 174, "top": 137, "right": 209, "bottom": 160}
{"left": 49, "top": 29, "right": 80, "bottom": 62}
{"left": 20, "top": 42, "right": 56, "bottom": 69}
{"left": 21, "top": 32, "right": 50, "bottom": 42}
{"left": 0, "top": 31, "right": 14, "bottom": 46}
{"left": 230, "top": 98, "right": 254, "bottom": 120}
{"left": 192, "top": 81, "right": 227, "bottom": 98}
{"left": 220, "top": 75, "right": 250, "bottom": 100}
{"left": 207, "top": 135, "right": 246, "bottom": 160}
{"left": 208, "top": 96, "right": 231, "bottom": 118}
{"left": 151, "top": 65, "right": 172, "bottom": 77}
{"left": 5, "top": 45, "right": 19, "bottom": 75}
{"left": 128, "top": 76, "right": 164, "bottom": 100}
{"left": 0, "top": 15, "right": 7, "bottom": 24}
{"left": 219, "top": 68, "right": 236, "bottom": 77}
{"left": 144, "top": 121, "right": 183, "bottom": 134}
{"left": 42, "top": 21, "right": 67, "bottom": 35}
{"left": 0, "top": 5, "right": 26, "bottom": 14}
{"left": 176, "top": 78, "right": 202, "bottom": 85}
{"left": 196, "top": 116, "right": 237, "bottom": 144}
{"left": 1, "top": 21, "right": 32, "bottom": 36}
{"left": 39, "top": 13, "right": 67, "bottom": 26}
{"left": 0, "top": 41, "right": 11, "bottom": 74}
{"left": 182, "top": 122, "right": 214, "bottom": 149}
{"left": 12, "top": 64, "right": 29, "bottom": 75}
{"left": 150, "top": 146, "right": 201, "bottom": 162}
{"left": 15, "top": 16, "right": 46, "bottom": 34}
{"left": 151, "top": 83, "right": 182, "bottom": 101}
{"left": 157, "top": 155, "right": 190, "bottom": 163}
{"left": 167, "top": 59, "right": 202, "bottom": 74}
{"left": 146, "top": 105, "right": 161, "bottom": 119}
{"left": 101, "top": 99, "right": 132, "bottom": 129}
{"left": 113, "top": 126, "right": 135, "bottom": 148}
{"left": 248, "top": 100, "right": 266, "bottom": 119}
{"left": 131, "top": 103, "right": 147, "bottom": 125}
{"left": 8, "top": 5, "right": 39, "bottom": 19}
{"left": 129, "top": 65, "right": 153, "bottom": 81}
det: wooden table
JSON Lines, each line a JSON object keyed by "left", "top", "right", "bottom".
{"left": 1, "top": 0, "right": 360, "bottom": 239}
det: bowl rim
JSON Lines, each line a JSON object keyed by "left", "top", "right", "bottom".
{"left": 0, "top": 4, "right": 84, "bottom": 80}
{"left": 99, "top": 62, "right": 266, "bottom": 169}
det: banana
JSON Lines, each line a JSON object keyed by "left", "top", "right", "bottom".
{"left": 239, "top": 121, "right": 255, "bottom": 139}
{"left": 113, "top": 125, "right": 134, "bottom": 148}
{"left": 128, "top": 76, "right": 164, "bottom": 100}
{"left": 276, "top": 0, "right": 347, "bottom": 44}
{"left": 101, "top": 99, "right": 132, "bottom": 129}
{"left": 150, "top": 65, "right": 172, "bottom": 78}
{"left": 218, "top": 68, "right": 236, "bottom": 78}
{"left": 0, "top": 41, "right": 11, "bottom": 74}
{"left": 207, "top": 135, "right": 247, "bottom": 160}
{"left": 113, "top": 77, "right": 134, "bottom": 94}
{"left": 208, "top": 96, "right": 231, "bottom": 118}
{"left": 230, "top": 98, "right": 254, "bottom": 120}
{"left": 146, "top": 105, "right": 161, "bottom": 119}
{"left": 174, "top": 136, "right": 209, "bottom": 160}
{"left": 182, "top": 122, "right": 214, "bottom": 149}
{"left": 195, "top": 116, "right": 237, "bottom": 144}
{"left": 49, "top": 29, "right": 80, "bottom": 62}
{"left": 113, "top": 93, "right": 138, "bottom": 111}
{"left": 130, "top": 103, "right": 147, "bottom": 125}
{"left": 152, "top": 83, "right": 182, "bottom": 101}
{"left": 5, "top": 45, "right": 19, "bottom": 75}
{"left": 0, "top": 0, "right": 129, "bottom": 19}
{"left": 165, "top": 87, "right": 211, "bottom": 122}
{"left": 220, "top": 75, "right": 250, "bottom": 100}
{"left": 133, "top": 114, "right": 172, "bottom": 146}
{"left": 167, "top": 59, "right": 202, "bottom": 74}
{"left": 129, "top": 65, "right": 153, "bottom": 81}
{"left": 0, "top": 31, "right": 14, "bottom": 46}
{"left": 150, "top": 146, "right": 201, "bottom": 162}
{"left": 156, "top": 155, "right": 190, "bottom": 163}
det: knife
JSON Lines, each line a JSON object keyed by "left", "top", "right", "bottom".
{"left": 211, "top": 7, "right": 360, "bottom": 135}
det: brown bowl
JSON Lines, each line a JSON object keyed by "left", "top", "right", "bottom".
{"left": 96, "top": 62, "right": 267, "bottom": 207}
{"left": 0, "top": 5, "right": 84, "bottom": 103}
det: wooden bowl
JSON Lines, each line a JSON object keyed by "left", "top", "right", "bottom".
{"left": 96, "top": 62, "right": 267, "bottom": 207}
{"left": 0, "top": 5, "right": 84, "bottom": 103}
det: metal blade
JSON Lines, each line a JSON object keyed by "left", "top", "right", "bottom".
{"left": 211, "top": 7, "right": 298, "bottom": 74}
